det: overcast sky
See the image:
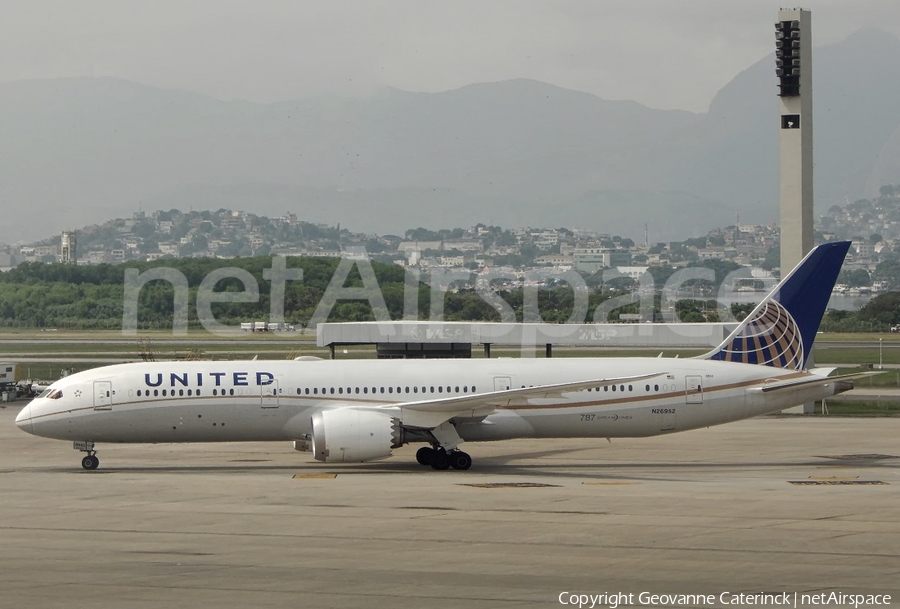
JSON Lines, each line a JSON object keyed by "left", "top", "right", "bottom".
{"left": 1, "top": 0, "right": 898, "bottom": 113}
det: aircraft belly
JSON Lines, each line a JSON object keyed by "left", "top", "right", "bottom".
{"left": 37, "top": 400, "right": 304, "bottom": 443}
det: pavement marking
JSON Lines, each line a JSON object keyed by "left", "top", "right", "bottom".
{"left": 458, "top": 482, "right": 561, "bottom": 489}
{"left": 582, "top": 481, "right": 639, "bottom": 485}
{"left": 808, "top": 475, "right": 859, "bottom": 480}
{"left": 789, "top": 480, "right": 888, "bottom": 486}
{"left": 816, "top": 453, "right": 900, "bottom": 461}
{"left": 293, "top": 473, "right": 338, "bottom": 479}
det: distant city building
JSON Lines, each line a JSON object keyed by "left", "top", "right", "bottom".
{"left": 573, "top": 248, "right": 632, "bottom": 273}
{"left": 60, "top": 231, "right": 76, "bottom": 264}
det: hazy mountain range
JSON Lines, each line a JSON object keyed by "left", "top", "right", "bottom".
{"left": 2, "top": 27, "right": 900, "bottom": 245}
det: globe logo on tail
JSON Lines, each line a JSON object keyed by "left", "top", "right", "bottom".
{"left": 717, "top": 300, "right": 804, "bottom": 369}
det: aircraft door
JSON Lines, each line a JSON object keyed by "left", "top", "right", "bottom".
{"left": 260, "top": 380, "right": 280, "bottom": 409}
{"left": 494, "top": 376, "right": 512, "bottom": 391}
{"left": 685, "top": 375, "right": 703, "bottom": 404}
{"left": 93, "top": 381, "right": 112, "bottom": 411}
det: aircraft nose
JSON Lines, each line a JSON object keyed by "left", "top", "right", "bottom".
{"left": 15, "top": 403, "right": 33, "bottom": 434}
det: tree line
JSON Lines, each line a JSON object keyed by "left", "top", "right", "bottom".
{"left": 1, "top": 257, "right": 897, "bottom": 331}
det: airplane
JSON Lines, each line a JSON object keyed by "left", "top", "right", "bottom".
{"left": 16, "top": 241, "right": 862, "bottom": 472}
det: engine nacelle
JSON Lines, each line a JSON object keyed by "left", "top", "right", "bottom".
{"left": 311, "top": 408, "right": 395, "bottom": 463}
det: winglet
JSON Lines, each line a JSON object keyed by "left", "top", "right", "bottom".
{"left": 703, "top": 241, "right": 851, "bottom": 370}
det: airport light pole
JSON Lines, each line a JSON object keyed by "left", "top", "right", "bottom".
{"left": 879, "top": 338, "right": 883, "bottom": 370}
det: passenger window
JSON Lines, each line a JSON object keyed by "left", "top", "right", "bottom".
{"left": 188, "top": 389, "right": 193, "bottom": 396}
{"left": 455, "top": 386, "right": 459, "bottom": 392}
{"left": 463, "top": 386, "right": 468, "bottom": 392}
{"left": 363, "top": 387, "right": 368, "bottom": 394}
{"left": 612, "top": 385, "right": 616, "bottom": 392}
{"left": 313, "top": 388, "right": 318, "bottom": 395}
{"left": 628, "top": 385, "right": 633, "bottom": 391}
{"left": 413, "top": 387, "right": 418, "bottom": 393}
{"left": 438, "top": 386, "right": 443, "bottom": 393}
{"left": 654, "top": 384, "right": 659, "bottom": 391}
{"left": 338, "top": 387, "right": 343, "bottom": 394}
{"left": 355, "top": 388, "right": 359, "bottom": 394}
{"left": 162, "top": 389, "right": 167, "bottom": 396}
{"left": 645, "top": 385, "right": 650, "bottom": 391}
{"left": 388, "top": 387, "right": 393, "bottom": 394}
{"left": 137, "top": 390, "right": 142, "bottom": 397}
{"left": 430, "top": 386, "right": 435, "bottom": 393}
{"left": 472, "top": 386, "right": 476, "bottom": 392}
{"left": 604, "top": 386, "right": 609, "bottom": 392}
{"left": 380, "top": 387, "right": 385, "bottom": 394}
{"left": 154, "top": 389, "right": 159, "bottom": 397}
{"left": 230, "top": 389, "right": 235, "bottom": 396}
{"left": 196, "top": 390, "right": 201, "bottom": 396}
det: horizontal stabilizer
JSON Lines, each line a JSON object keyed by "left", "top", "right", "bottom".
{"left": 747, "top": 371, "right": 877, "bottom": 395}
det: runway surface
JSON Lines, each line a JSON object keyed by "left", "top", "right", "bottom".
{"left": 1, "top": 406, "right": 898, "bottom": 608}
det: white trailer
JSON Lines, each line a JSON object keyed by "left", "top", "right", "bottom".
{"left": 0, "top": 364, "right": 17, "bottom": 385}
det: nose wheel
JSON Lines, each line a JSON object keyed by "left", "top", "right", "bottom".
{"left": 74, "top": 441, "right": 99, "bottom": 470}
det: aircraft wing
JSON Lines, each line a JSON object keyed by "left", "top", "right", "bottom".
{"left": 747, "top": 371, "right": 877, "bottom": 395}
{"left": 370, "top": 372, "right": 667, "bottom": 428}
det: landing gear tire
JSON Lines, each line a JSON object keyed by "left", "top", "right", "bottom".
{"left": 449, "top": 451, "right": 472, "bottom": 471}
{"left": 416, "top": 447, "right": 435, "bottom": 466}
{"left": 430, "top": 449, "right": 450, "bottom": 471}
{"left": 81, "top": 455, "right": 99, "bottom": 470}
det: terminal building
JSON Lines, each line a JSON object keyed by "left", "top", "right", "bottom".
{"left": 317, "top": 321, "right": 735, "bottom": 359}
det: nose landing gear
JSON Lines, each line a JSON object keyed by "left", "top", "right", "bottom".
{"left": 74, "top": 441, "right": 99, "bottom": 470}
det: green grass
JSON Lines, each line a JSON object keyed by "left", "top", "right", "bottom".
{"left": 814, "top": 348, "right": 900, "bottom": 366}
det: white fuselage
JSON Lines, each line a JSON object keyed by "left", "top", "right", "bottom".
{"left": 16, "top": 357, "right": 840, "bottom": 445}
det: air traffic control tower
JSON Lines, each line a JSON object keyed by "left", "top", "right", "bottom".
{"left": 776, "top": 10, "right": 815, "bottom": 413}
{"left": 776, "top": 9, "right": 813, "bottom": 272}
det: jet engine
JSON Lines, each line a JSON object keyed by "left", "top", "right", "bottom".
{"left": 311, "top": 408, "right": 399, "bottom": 463}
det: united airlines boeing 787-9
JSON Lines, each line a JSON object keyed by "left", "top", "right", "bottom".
{"left": 16, "top": 241, "right": 858, "bottom": 471}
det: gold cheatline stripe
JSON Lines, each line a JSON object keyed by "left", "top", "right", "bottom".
{"left": 501, "top": 371, "right": 808, "bottom": 411}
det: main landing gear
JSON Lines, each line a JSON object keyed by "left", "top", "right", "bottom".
{"left": 416, "top": 446, "right": 472, "bottom": 471}
{"left": 415, "top": 421, "right": 472, "bottom": 471}
{"left": 74, "top": 441, "right": 99, "bottom": 470}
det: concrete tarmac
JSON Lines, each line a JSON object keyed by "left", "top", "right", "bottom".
{"left": 1, "top": 406, "right": 898, "bottom": 608}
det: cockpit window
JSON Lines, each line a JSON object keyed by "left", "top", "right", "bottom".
{"left": 47, "top": 389, "right": 63, "bottom": 400}
{"left": 38, "top": 389, "right": 52, "bottom": 398}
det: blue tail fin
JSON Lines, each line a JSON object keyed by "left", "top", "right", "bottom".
{"left": 704, "top": 241, "right": 851, "bottom": 369}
